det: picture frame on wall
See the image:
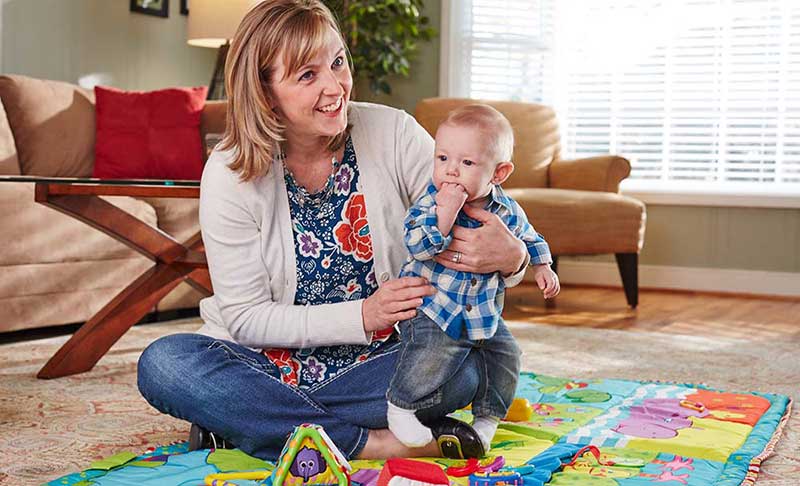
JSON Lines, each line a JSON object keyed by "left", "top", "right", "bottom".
{"left": 130, "top": 0, "right": 169, "bottom": 18}
{"left": 180, "top": 0, "right": 189, "bottom": 15}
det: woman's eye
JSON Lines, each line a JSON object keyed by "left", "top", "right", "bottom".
{"left": 332, "top": 56, "right": 345, "bottom": 68}
{"left": 463, "top": 159, "right": 474, "bottom": 166}
{"left": 299, "top": 70, "right": 314, "bottom": 81}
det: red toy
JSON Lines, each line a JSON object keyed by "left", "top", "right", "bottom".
{"left": 377, "top": 458, "right": 449, "bottom": 486}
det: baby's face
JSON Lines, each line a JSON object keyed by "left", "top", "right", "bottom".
{"left": 432, "top": 123, "right": 499, "bottom": 201}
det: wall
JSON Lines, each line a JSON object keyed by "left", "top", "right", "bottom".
{"left": 1, "top": 0, "right": 215, "bottom": 90}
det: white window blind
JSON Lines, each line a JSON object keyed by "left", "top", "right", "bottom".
{"left": 447, "top": 1, "right": 556, "bottom": 103}
{"left": 446, "top": 0, "right": 800, "bottom": 193}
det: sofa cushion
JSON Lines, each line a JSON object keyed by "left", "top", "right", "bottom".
{"left": 93, "top": 85, "right": 207, "bottom": 180}
{"left": 0, "top": 75, "right": 96, "bottom": 177}
{"left": 0, "top": 182, "right": 157, "bottom": 266}
{"left": 0, "top": 98, "right": 20, "bottom": 175}
{"left": 138, "top": 197, "right": 200, "bottom": 243}
{"left": 505, "top": 187, "right": 646, "bottom": 255}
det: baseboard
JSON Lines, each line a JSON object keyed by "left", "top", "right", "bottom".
{"left": 524, "top": 260, "right": 800, "bottom": 297}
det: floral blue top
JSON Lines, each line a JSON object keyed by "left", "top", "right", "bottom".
{"left": 262, "top": 136, "right": 395, "bottom": 389}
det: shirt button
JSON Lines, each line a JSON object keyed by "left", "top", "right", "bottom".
{"left": 466, "top": 304, "right": 472, "bottom": 312}
{"left": 470, "top": 278, "right": 477, "bottom": 286}
{"left": 380, "top": 272, "right": 390, "bottom": 282}
{"left": 409, "top": 219, "right": 416, "bottom": 226}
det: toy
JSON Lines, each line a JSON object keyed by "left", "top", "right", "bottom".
{"left": 446, "top": 456, "right": 505, "bottom": 477}
{"left": 377, "top": 458, "right": 449, "bottom": 486}
{"left": 273, "top": 424, "right": 352, "bottom": 486}
{"left": 468, "top": 470, "right": 523, "bottom": 486}
{"left": 504, "top": 398, "right": 533, "bottom": 422}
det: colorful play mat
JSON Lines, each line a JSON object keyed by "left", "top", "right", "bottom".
{"left": 48, "top": 372, "right": 791, "bottom": 486}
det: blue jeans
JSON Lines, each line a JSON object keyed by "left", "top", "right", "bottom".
{"left": 387, "top": 313, "right": 521, "bottom": 419}
{"left": 137, "top": 332, "right": 481, "bottom": 461}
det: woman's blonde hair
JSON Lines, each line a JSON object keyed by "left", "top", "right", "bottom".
{"left": 220, "top": 0, "right": 349, "bottom": 181}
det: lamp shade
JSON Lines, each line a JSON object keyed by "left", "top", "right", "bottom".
{"left": 187, "top": 0, "right": 261, "bottom": 48}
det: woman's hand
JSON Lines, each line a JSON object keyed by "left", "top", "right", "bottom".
{"left": 434, "top": 204, "right": 527, "bottom": 275}
{"left": 362, "top": 277, "right": 436, "bottom": 333}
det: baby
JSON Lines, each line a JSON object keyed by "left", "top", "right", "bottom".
{"left": 386, "top": 104, "right": 560, "bottom": 455}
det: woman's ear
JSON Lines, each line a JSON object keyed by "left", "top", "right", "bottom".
{"left": 492, "top": 161, "right": 515, "bottom": 185}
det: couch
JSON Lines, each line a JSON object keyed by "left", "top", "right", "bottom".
{"left": 414, "top": 98, "right": 647, "bottom": 307}
{"left": 0, "top": 74, "right": 226, "bottom": 333}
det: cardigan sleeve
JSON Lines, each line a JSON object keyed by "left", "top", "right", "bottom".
{"left": 199, "top": 153, "right": 370, "bottom": 349}
{"left": 396, "top": 111, "right": 435, "bottom": 206}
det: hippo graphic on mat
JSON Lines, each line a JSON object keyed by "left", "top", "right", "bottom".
{"left": 613, "top": 398, "right": 709, "bottom": 439}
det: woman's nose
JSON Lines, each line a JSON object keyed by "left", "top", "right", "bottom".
{"left": 321, "top": 68, "right": 345, "bottom": 95}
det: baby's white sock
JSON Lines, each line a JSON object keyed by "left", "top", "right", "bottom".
{"left": 387, "top": 402, "right": 433, "bottom": 447}
{"left": 471, "top": 416, "right": 499, "bottom": 452}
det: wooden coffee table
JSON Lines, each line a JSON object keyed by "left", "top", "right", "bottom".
{"left": 4, "top": 177, "right": 211, "bottom": 379}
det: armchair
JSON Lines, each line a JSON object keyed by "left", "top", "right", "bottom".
{"left": 414, "top": 98, "right": 646, "bottom": 308}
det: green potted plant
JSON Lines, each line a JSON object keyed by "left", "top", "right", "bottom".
{"left": 324, "top": 0, "right": 436, "bottom": 95}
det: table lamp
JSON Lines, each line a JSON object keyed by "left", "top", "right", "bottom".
{"left": 187, "top": 0, "right": 261, "bottom": 100}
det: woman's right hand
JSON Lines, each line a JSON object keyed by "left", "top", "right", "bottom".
{"left": 362, "top": 277, "right": 435, "bottom": 333}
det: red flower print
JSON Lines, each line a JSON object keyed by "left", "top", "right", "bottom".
{"left": 263, "top": 348, "right": 300, "bottom": 386}
{"left": 334, "top": 193, "right": 373, "bottom": 262}
{"left": 372, "top": 326, "right": 395, "bottom": 342}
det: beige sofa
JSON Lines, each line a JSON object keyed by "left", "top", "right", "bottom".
{"left": 0, "top": 75, "right": 225, "bottom": 333}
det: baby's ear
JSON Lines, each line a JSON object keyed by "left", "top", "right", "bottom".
{"left": 492, "top": 161, "right": 515, "bottom": 185}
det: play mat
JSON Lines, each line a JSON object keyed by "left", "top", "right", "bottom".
{"left": 47, "top": 372, "right": 791, "bottom": 486}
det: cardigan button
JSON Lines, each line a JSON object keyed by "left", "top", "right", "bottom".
{"left": 380, "top": 272, "right": 390, "bottom": 282}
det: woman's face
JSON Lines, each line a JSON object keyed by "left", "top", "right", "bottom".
{"left": 270, "top": 27, "right": 352, "bottom": 145}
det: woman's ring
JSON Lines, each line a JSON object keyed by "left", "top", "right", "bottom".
{"left": 453, "top": 251, "right": 462, "bottom": 263}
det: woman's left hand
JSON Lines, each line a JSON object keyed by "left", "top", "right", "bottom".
{"left": 434, "top": 204, "right": 527, "bottom": 275}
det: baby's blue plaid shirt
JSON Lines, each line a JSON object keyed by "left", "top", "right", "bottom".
{"left": 399, "top": 182, "right": 552, "bottom": 341}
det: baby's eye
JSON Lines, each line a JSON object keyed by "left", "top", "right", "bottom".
{"left": 299, "top": 70, "right": 314, "bottom": 81}
{"left": 463, "top": 159, "right": 474, "bottom": 166}
{"left": 437, "top": 155, "right": 447, "bottom": 162}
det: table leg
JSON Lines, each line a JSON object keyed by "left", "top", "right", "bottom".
{"left": 37, "top": 263, "right": 194, "bottom": 379}
{"left": 34, "top": 186, "right": 211, "bottom": 379}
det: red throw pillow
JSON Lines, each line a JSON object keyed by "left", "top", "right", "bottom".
{"left": 93, "top": 85, "right": 208, "bottom": 180}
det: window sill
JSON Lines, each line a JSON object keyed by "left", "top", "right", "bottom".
{"left": 620, "top": 182, "right": 800, "bottom": 209}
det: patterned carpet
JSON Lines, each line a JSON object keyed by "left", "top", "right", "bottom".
{"left": 0, "top": 318, "right": 797, "bottom": 485}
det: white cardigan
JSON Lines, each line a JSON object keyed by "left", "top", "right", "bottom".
{"left": 196, "top": 102, "right": 527, "bottom": 348}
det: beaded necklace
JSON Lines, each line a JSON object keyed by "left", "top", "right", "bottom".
{"left": 281, "top": 153, "right": 341, "bottom": 208}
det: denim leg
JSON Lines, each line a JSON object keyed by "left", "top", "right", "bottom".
{"left": 309, "top": 338, "right": 480, "bottom": 430}
{"left": 386, "top": 314, "right": 473, "bottom": 411}
{"left": 471, "top": 319, "right": 521, "bottom": 419}
{"left": 137, "top": 333, "right": 367, "bottom": 461}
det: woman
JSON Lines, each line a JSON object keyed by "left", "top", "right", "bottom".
{"left": 137, "top": 0, "right": 530, "bottom": 461}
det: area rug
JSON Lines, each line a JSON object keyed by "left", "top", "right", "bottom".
{"left": 0, "top": 319, "right": 797, "bottom": 485}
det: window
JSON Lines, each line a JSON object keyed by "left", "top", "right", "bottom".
{"left": 443, "top": 0, "right": 800, "bottom": 198}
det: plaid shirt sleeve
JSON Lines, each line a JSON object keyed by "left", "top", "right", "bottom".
{"left": 503, "top": 197, "right": 553, "bottom": 266}
{"left": 404, "top": 189, "right": 454, "bottom": 261}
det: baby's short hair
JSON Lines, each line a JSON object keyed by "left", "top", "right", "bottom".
{"left": 441, "top": 104, "right": 515, "bottom": 163}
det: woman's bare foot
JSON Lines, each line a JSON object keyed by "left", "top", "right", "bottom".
{"left": 356, "top": 429, "right": 440, "bottom": 459}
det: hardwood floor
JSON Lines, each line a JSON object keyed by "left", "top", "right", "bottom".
{"left": 504, "top": 284, "right": 800, "bottom": 341}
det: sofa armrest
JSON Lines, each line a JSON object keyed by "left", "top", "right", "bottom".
{"left": 549, "top": 155, "right": 631, "bottom": 193}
